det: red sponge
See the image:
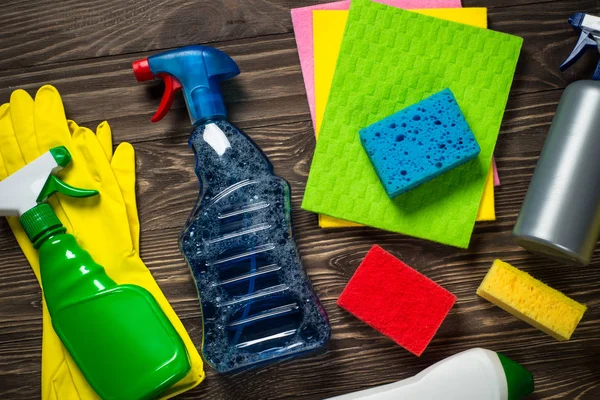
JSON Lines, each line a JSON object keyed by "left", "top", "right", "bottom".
{"left": 337, "top": 245, "right": 456, "bottom": 356}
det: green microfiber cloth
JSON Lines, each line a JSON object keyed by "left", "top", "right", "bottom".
{"left": 301, "top": 0, "right": 522, "bottom": 248}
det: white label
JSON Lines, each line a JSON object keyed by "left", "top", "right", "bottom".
{"left": 203, "top": 123, "right": 231, "bottom": 156}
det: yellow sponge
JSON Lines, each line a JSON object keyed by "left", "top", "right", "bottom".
{"left": 477, "top": 259, "right": 586, "bottom": 341}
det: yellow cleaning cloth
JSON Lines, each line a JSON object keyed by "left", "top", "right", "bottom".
{"left": 477, "top": 259, "right": 587, "bottom": 341}
{"left": 313, "top": 8, "right": 495, "bottom": 228}
{"left": 0, "top": 87, "right": 204, "bottom": 399}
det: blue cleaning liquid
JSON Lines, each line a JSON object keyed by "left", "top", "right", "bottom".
{"left": 180, "top": 118, "right": 331, "bottom": 372}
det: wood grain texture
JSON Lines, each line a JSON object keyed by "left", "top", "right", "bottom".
{"left": 2, "top": 0, "right": 600, "bottom": 399}
{"left": 0, "top": 0, "right": 584, "bottom": 70}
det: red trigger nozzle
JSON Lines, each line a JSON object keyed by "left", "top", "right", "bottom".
{"left": 132, "top": 58, "right": 154, "bottom": 82}
{"left": 151, "top": 74, "right": 183, "bottom": 123}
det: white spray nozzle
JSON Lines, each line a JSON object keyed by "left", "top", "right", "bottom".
{"left": 561, "top": 13, "right": 600, "bottom": 80}
{"left": 0, "top": 147, "right": 69, "bottom": 217}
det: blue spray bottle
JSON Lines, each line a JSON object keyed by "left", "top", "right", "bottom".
{"left": 132, "top": 46, "right": 331, "bottom": 372}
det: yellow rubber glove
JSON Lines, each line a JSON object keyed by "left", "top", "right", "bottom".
{"left": 0, "top": 86, "right": 204, "bottom": 399}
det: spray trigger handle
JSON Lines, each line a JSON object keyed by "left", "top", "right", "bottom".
{"left": 152, "top": 74, "right": 183, "bottom": 122}
{"left": 132, "top": 58, "right": 183, "bottom": 122}
{"left": 37, "top": 175, "right": 98, "bottom": 203}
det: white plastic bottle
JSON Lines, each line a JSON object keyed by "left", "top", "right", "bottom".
{"left": 326, "top": 348, "right": 534, "bottom": 400}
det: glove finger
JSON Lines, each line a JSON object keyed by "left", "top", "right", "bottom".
{"left": 70, "top": 126, "right": 135, "bottom": 251}
{"left": 34, "top": 87, "right": 90, "bottom": 218}
{"left": 68, "top": 120, "right": 113, "bottom": 163}
{"left": 71, "top": 126, "right": 115, "bottom": 185}
{"left": 9, "top": 89, "right": 39, "bottom": 163}
{"left": 0, "top": 103, "right": 27, "bottom": 175}
{"left": 34, "top": 85, "right": 75, "bottom": 154}
{"left": 67, "top": 120, "right": 80, "bottom": 134}
{"left": 96, "top": 121, "right": 113, "bottom": 163}
{"left": 111, "top": 142, "right": 139, "bottom": 253}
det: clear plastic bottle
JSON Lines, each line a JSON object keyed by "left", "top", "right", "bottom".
{"left": 133, "top": 46, "right": 331, "bottom": 372}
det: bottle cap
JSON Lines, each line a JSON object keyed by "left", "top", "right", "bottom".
{"left": 497, "top": 352, "right": 535, "bottom": 400}
{"left": 20, "top": 204, "right": 66, "bottom": 248}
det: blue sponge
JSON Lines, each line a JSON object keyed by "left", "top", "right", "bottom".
{"left": 359, "top": 89, "right": 480, "bottom": 198}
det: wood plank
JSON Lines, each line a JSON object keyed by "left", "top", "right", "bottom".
{"left": 0, "top": 0, "right": 587, "bottom": 71}
{"left": 0, "top": 0, "right": 308, "bottom": 70}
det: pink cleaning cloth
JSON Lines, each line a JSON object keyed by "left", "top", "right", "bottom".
{"left": 493, "top": 158, "right": 500, "bottom": 186}
{"left": 291, "top": 1, "right": 351, "bottom": 127}
{"left": 291, "top": 0, "right": 462, "bottom": 127}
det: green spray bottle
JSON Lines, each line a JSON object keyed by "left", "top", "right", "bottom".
{"left": 0, "top": 147, "right": 190, "bottom": 400}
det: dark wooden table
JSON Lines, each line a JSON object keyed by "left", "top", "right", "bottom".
{"left": 1, "top": 1, "right": 600, "bottom": 399}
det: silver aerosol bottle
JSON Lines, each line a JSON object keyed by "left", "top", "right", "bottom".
{"left": 513, "top": 80, "right": 600, "bottom": 265}
{"left": 513, "top": 13, "right": 600, "bottom": 265}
